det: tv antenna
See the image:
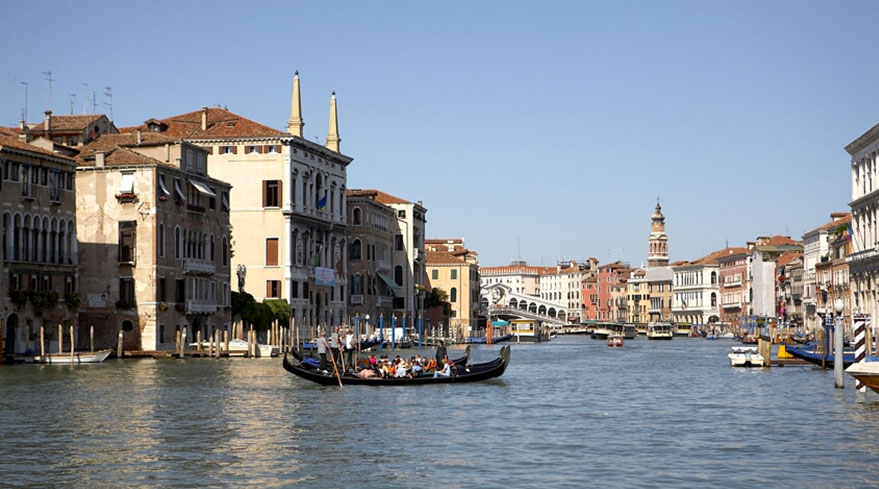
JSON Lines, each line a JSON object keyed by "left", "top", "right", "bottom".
{"left": 20, "top": 81, "right": 28, "bottom": 122}
{"left": 69, "top": 94, "right": 75, "bottom": 114}
{"left": 81, "top": 83, "right": 89, "bottom": 113}
{"left": 41, "top": 70, "right": 54, "bottom": 111}
{"left": 102, "top": 86, "right": 113, "bottom": 121}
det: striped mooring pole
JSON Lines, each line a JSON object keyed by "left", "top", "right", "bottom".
{"left": 854, "top": 314, "right": 868, "bottom": 393}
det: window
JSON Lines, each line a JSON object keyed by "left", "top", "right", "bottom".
{"left": 118, "top": 221, "right": 136, "bottom": 263}
{"left": 352, "top": 207, "right": 362, "bottom": 225}
{"left": 451, "top": 269, "right": 457, "bottom": 280}
{"left": 265, "top": 238, "right": 279, "bottom": 266}
{"left": 265, "top": 145, "right": 279, "bottom": 154}
{"left": 352, "top": 274, "right": 363, "bottom": 295}
{"left": 40, "top": 168, "right": 47, "bottom": 185}
{"left": 175, "top": 279, "right": 185, "bottom": 303}
{"left": 450, "top": 287, "right": 457, "bottom": 303}
{"left": 398, "top": 210, "right": 406, "bottom": 218}
{"left": 220, "top": 145, "right": 236, "bottom": 154}
{"left": 208, "top": 188, "right": 216, "bottom": 210}
{"left": 222, "top": 237, "right": 228, "bottom": 266}
{"left": 263, "top": 180, "right": 280, "bottom": 207}
{"left": 175, "top": 227, "right": 181, "bottom": 259}
{"left": 221, "top": 191, "right": 229, "bottom": 212}
{"left": 197, "top": 153, "right": 205, "bottom": 172}
{"left": 247, "top": 145, "right": 261, "bottom": 154}
{"left": 158, "top": 224, "right": 165, "bottom": 257}
{"left": 394, "top": 265, "right": 403, "bottom": 286}
{"left": 291, "top": 281, "right": 299, "bottom": 299}
{"left": 210, "top": 235, "right": 215, "bottom": 262}
{"left": 174, "top": 178, "right": 186, "bottom": 202}
{"left": 119, "top": 278, "right": 135, "bottom": 303}
{"left": 349, "top": 239, "right": 362, "bottom": 260}
{"left": 395, "top": 234, "right": 404, "bottom": 251}
{"left": 432, "top": 269, "right": 438, "bottom": 280}
{"left": 266, "top": 280, "right": 281, "bottom": 298}
{"left": 159, "top": 324, "right": 165, "bottom": 344}
{"left": 158, "top": 278, "right": 167, "bottom": 302}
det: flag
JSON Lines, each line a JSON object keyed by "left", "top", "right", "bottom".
{"left": 335, "top": 258, "right": 343, "bottom": 277}
{"left": 316, "top": 191, "right": 327, "bottom": 210}
{"left": 313, "top": 245, "right": 322, "bottom": 267}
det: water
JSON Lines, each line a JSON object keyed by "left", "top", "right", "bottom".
{"left": 2, "top": 336, "right": 879, "bottom": 489}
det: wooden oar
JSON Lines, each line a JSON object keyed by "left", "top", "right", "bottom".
{"left": 327, "top": 343, "right": 343, "bottom": 389}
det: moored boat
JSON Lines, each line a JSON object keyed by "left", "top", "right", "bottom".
{"left": 282, "top": 345, "right": 511, "bottom": 386}
{"left": 33, "top": 349, "right": 113, "bottom": 364}
{"left": 845, "top": 362, "right": 879, "bottom": 394}
{"left": 728, "top": 346, "right": 765, "bottom": 367}
{"left": 591, "top": 323, "right": 614, "bottom": 340}
{"left": 784, "top": 344, "right": 879, "bottom": 369}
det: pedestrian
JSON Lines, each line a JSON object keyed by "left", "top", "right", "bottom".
{"left": 329, "top": 327, "right": 341, "bottom": 369}
{"left": 316, "top": 331, "right": 329, "bottom": 372}
{"left": 344, "top": 329, "right": 355, "bottom": 371}
{"left": 435, "top": 339, "right": 447, "bottom": 366}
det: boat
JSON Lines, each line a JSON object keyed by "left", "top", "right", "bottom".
{"left": 590, "top": 323, "right": 614, "bottom": 340}
{"left": 675, "top": 323, "right": 692, "bottom": 337}
{"left": 740, "top": 336, "right": 758, "bottom": 345}
{"left": 717, "top": 332, "right": 735, "bottom": 340}
{"left": 727, "top": 346, "right": 765, "bottom": 367}
{"left": 201, "top": 338, "right": 278, "bottom": 358}
{"left": 282, "top": 345, "right": 511, "bottom": 386}
{"left": 784, "top": 343, "right": 879, "bottom": 369}
{"left": 290, "top": 344, "right": 471, "bottom": 367}
{"left": 33, "top": 349, "right": 113, "bottom": 364}
{"left": 606, "top": 334, "right": 624, "bottom": 347}
{"left": 646, "top": 323, "right": 674, "bottom": 340}
{"left": 619, "top": 323, "right": 637, "bottom": 340}
{"left": 465, "top": 334, "right": 513, "bottom": 344}
{"left": 845, "top": 362, "right": 879, "bottom": 394}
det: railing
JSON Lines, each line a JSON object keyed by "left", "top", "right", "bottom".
{"left": 185, "top": 300, "right": 217, "bottom": 314}
{"left": 182, "top": 259, "right": 216, "bottom": 275}
{"left": 350, "top": 294, "right": 364, "bottom": 305}
{"left": 847, "top": 248, "right": 879, "bottom": 264}
{"left": 723, "top": 280, "right": 742, "bottom": 287}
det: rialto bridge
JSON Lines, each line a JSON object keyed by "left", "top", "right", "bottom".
{"left": 480, "top": 283, "right": 569, "bottom": 326}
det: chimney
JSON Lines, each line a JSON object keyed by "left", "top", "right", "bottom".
{"left": 201, "top": 106, "right": 208, "bottom": 131}
{"left": 19, "top": 120, "right": 25, "bottom": 130}
{"left": 136, "top": 128, "right": 142, "bottom": 145}
{"left": 95, "top": 152, "right": 105, "bottom": 168}
{"left": 43, "top": 110, "right": 52, "bottom": 131}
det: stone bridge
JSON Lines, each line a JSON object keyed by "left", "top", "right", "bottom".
{"left": 480, "top": 283, "right": 569, "bottom": 326}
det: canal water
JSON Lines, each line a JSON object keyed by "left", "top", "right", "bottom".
{"left": 1, "top": 335, "right": 879, "bottom": 489}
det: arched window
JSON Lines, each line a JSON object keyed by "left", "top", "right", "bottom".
{"left": 394, "top": 265, "right": 403, "bottom": 286}
{"left": 67, "top": 220, "right": 75, "bottom": 264}
{"left": 711, "top": 292, "right": 717, "bottom": 307}
{"left": 349, "top": 239, "right": 361, "bottom": 260}
{"left": 711, "top": 271, "right": 717, "bottom": 285}
{"left": 22, "top": 215, "right": 31, "bottom": 262}
{"left": 222, "top": 236, "right": 228, "bottom": 266}
{"left": 158, "top": 224, "right": 165, "bottom": 257}
{"left": 175, "top": 227, "right": 181, "bottom": 259}
{"left": 352, "top": 207, "right": 362, "bottom": 225}
{"left": 450, "top": 287, "right": 457, "bottom": 303}
{"left": 352, "top": 274, "right": 363, "bottom": 295}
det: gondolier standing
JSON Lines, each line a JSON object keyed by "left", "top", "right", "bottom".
{"left": 344, "top": 329, "right": 355, "bottom": 372}
{"left": 317, "top": 331, "right": 329, "bottom": 371}
{"left": 330, "top": 327, "right": 341, "bottom": 369}
{"left": 435, "top": 340, "right": 447, "bottom": 366}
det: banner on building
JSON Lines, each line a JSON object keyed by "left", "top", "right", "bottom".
{"left": 314, "top": 267, "right": 335, "bottom": 287}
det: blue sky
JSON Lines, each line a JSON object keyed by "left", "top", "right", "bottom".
{"left": 4, "top": 1, "right": 878, "bottom": 268}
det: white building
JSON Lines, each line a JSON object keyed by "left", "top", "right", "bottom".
{"left": 538, "top": 259, "right": 597, "bottom": 322}
{"left": 480, "top": 261, "right": 550, "bottom": 297}
{"left": 671, "top": 251, "right": 723, "bottom": 326}
{"left": 846, "top": 122, "right": 879, "bottom": 321}
{"left": 750, "top": 249, "right": 776, "bottom": 318}
{"left": 802, "top": 212, "right": 851, "bottom": 332}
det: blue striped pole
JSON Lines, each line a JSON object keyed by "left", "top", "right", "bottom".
{"left": 379, "top": 314, "right": 384, "bottom": 352}
{"left": 392, "top": 316, "right": 397, "bottom": 350}
{"left": 418, "top": 315, "right": 423, "bottom": 349}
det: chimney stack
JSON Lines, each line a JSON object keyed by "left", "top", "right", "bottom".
{"left": 44, "top": 110, "right": 52, "bottom": 131}
{"left": 136, "top": 128, "right": 142, "bottom": 145}
{"left": 19, "top": 120, "right": 25, "bottom": 130}
{"left": 95, "top": 152, "right": 105, "bottom": 168}
{"left": 201, "top": 106, "right": 208, "bottom": 131}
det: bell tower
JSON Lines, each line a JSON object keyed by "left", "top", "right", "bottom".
{"left": 648, "top": 198, "right": 669, "bottom": 267}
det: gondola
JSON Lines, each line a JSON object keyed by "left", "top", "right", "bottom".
{"left": 289, "top": 345, "right": 471, "bottom": 368}
{"left": 282, "top": 345, "right": 510, "bottom": 386}
{"left": 784, "top": 344, "right": 879, "bottom": 369}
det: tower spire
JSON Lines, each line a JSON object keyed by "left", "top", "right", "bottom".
{"left": 326, "top": 90, "right": 340, "bottom": 152}
{"left": 287, "top": 71, "right": 304, "bottom": 137}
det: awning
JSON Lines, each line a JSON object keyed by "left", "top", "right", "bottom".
{"left": 174, "top": 179, "right": 186, "bottom": 201}
{"left": 119, "top": 172, "right": 134, "bottom": 193}
{"left": 376, "top": 272, "right": 399, "bottom": 292}
{"left": 158, "top": 175, "right": 170, "bottom": 196}
{"left": 189, "top": 179, "right": 216, "bottom": 197}
{"left": 221, "top": 192, "right": 229, "bottom": 211}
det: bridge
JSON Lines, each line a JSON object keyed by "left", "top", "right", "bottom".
{"left": 480, "top": 283, "right": 569, "bottom": 326}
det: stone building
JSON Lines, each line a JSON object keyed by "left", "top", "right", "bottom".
{"left": 480, "top": 261, "right": 551, "bottom": 297}
{"left": 717, "top": 248, "right": 750, "bottom": 327}
{"left": 425, "top": 239, "right": 480, "bottom": 339}
{"left": 626, "top": 268, "right": 648, "bottom": 324}
{"left": 539, "top": 258, "right": 597, "bottom": 322}
{"left": 75, "top": 133, "right": 232, "bottom": 351}
{"left": 846, "top": 122, "right": 879, "bottom": 326}
{"left": 802, "top": 213, "right": 851, "bottom": 334}
{"left": 345, "top": 189, "right": 396, "bottom": 327}
{"left": 671, "top": 249, "right": 726, "bottom": 327}
{"left": 1, "top": 133, "right": 79, "bottom": 359}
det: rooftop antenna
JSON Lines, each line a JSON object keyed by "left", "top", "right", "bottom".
{"left": 20, "top": 81, "right": 28, "bottom": 122}
{"left": 91, "top": 90, "right": 97, "bottom": 114}
{"left": 41, "top": 70, "right": 54, "bottom": 111}
{"left": 81, "top": 83, "right": 89, "bottom": 113}
{"left": 102, "top": 86, "right": 113, "bottom": 121}
{"left": 517, "top": 237, "right": 521, "bottom": 261}
{"left": 69, "top": 93, "right": 75, "bottom": 115}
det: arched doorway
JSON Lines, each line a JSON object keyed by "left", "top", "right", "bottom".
{"left": 4, "top": 313, "right": 18, "bottom": 362}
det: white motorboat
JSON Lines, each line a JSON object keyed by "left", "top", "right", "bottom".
{"left": 728, "top": 346, "right": 765, "bottom": 367}
{"left": 190, "top": 339, "right": 279, "bottom": 357}
{"left": 33, "top": 349, "right": 113, "bottom": 364}
{"left": 845, "top": 361, "right": 879, "bottom": 394}
{"left": 606, "top": 334, "right": 624, "bottom": 347}
{"left": 646, "top": 323, "right": 674, "bottom": 340}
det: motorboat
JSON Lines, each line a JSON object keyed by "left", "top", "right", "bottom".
{"left": 33, "top": 349, "right": 113, "bottom": 364}
{"left": 845, "top": 362, "right": 879, "bottom": 394}
{"left": 192, "top": 338, "right": 279, "bottom": 357}
{"left": 728, "top": 346, "right": 765, "bottom": 367}
{"left": 591, "top": 323, "right": 614, "bottom": 340}
{"left": 646, "top": 323, "right": 674, "bottom": 340}
{"left": 606, "top": 334, "right": 624, "bottom": 347}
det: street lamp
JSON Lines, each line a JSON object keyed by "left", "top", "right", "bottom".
{"left": 834, "top": 298, "right": 844, "bottom": 388}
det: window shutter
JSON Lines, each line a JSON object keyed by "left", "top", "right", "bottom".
{"left": 258, "top": 145, "right": 264, "bottom": 154}
{"left": 231, "top": 146, "right": 237, "bottom": 154}
{"left": 262, "top": 181, "right": 268, "bottom": 207}
{"left": 266, "top": 238, "right": 278, "bottom": 266}
{"left": 278, "top": 180, "right": 282, "bottom": 205}
{"left": 276, "top": 145, "right": 282, "bottom": 153}
{"left": 207, "top": 146, "right": 213, "bottom": 155}
{"left": 266, "top": 280, "right": 272, "bottom": 298}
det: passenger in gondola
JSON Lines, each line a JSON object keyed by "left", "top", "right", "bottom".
{"left": 411, "top": 356, "right": 423, "bottom": 376}
{"left": 316, "top": 331, "right": 329, "bottom": 372}
{"left": 435, "top": 340, "right": 447, "bottom": 366}
{"left": 434, "top": 356, "right": 452, "bottom": 378}
{"left": 425, "top": 357, "right": 437, "bottom": 373}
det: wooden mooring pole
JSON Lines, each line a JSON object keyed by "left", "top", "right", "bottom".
{"left": 39, "top": 326, "right": 45, "bottom": 358}
{"left": 58, "top": 324, "right": 63, "bottom": 354}
{"left": 117, "top": 330, "right": 124, "bottom": 359}
{"left": 70, "top": 325, "right": 75, "bottom": 364}
{"left": 90, "top": 325, "right": 94, "bottom": 353}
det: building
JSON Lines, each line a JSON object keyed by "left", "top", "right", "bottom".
{"left": 846, "top": 122, "right": 879, "bottom": 326}
{"left": 815, "top": 225, "right": 852, "bottom": 333}
{"left": 18, "top": 111, "right": 118, "bottom": 147}
{"left": 626, "top": 268, "right": 648, "bottom": 324}
{"left": 425, "top": 239, "right": 479, "bottom": 339}
{"left": 539, "top": 258, "right": 597, "bottom": 322}
{"left": 345, "top": 189, "right": 395, "bottom": 327}
{"left": 480, "top": 261, "right": 549, "bottom": 296}
{"left": 75, "top": 132, "right": 232, "bottom": 351}
{"left": 347, "top": 189, "right": 426, "bottom": 325}
{"left": 778, "top": 253, "right": 805, "bottom": 329}
{"left": 129, "top": 74, "right": 353, "bottom": 329}
{"left": 1, "top": 134, "right": 79, "bottom": 360}
{"left": 670, "top": 249, "right": 727, "bottom": 327}
{"left": 645, "top": 201, "right": 672, "bottom": 322}
{"left": 802, "top": 213, "right": 851, "bottom": 334}
{"left": 717, "top": 248, "right": 750, "bottom": 327}
{"left": 582, "top": 261, "right": 630, "bottom": 321}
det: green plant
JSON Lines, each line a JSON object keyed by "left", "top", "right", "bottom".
{"left": 9, "top": 289, "right": 28, "bottom": 307}
{"left": 64, "top": 291, "right": 81, "bottom": 310}
{"left": 30, "top": 290, "right": 59, "bottom": 316}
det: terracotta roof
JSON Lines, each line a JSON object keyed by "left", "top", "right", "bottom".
{"left": 347, "top": 189, "right": 412, "bottom": 205}
{"left": 714, "top": 247, "right": 751, "bottom": 262}
{"left": 132, "top": 108, "right": 286, "bottom": 140}
{"left": 481, "top": 265, "right": 554, "bottom": 275}
{"left": 0, "top": 134, "right": 76, "bottom": 162}
{"left": 762, "top": 235, "right": 800, "bottom": 246}
{"left": 79, "top": 132, "right": 179, "bottom": 153}
{"left": 777, "top": 252, "right": 802, "bottom": 267}
{"left": 426, "top": 249, "right": 466, "bottom": 265}
{"left": 29, "top": 114, "right": 104, "bottom": 133}
{"left": 813, "top": 213, "right": 852, "bottom": 232}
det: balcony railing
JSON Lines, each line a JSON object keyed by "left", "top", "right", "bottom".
{"left": 350, "top": 295, "right": 364, "bottom": 305}
{"left": 185, "top": 300, "right": 217, "bottom": 314}
{"left": 723, "top": 280, "right": 742, "bottom": 288}
{"left": 722, "top": 302, "right": 741, "bottom": 310}
{"left": 182, "top": 259, "right": 216, "bottom": 275}
{"left": 847, "top": 248, "right": 879, "bottom": 264}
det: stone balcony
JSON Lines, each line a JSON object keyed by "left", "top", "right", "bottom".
{"left": 185, "top": 300, "right": 218, "bottom": 314}
{"left": 182, "top": 259, "right": 216, "bottom": 276}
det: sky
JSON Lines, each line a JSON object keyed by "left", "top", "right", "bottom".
{"left": 4, "top": 1, "right": 879, "bottom": 268}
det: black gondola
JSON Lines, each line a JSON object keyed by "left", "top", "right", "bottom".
{"left": 282, "top": 345, "right": 510, "bottom": 386}
{"left": 289, "top": 344, "right": 471, "bottom": 367}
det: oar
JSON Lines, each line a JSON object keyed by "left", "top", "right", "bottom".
{"left": 327, "top": 344, "right": 343, "bottom": 389}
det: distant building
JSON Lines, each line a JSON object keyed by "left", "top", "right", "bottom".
{"left": 646, "top": 201, "right": 672, "bottom": 321}
{"left": 670, "top": 249, "right": 728, "bottom": 326}
{"left": 425, "top": 239, "right": 479, "bottom": 339}
{"left": 582, "top": 261, "right": 630, "bottom": 321}
{"left": 539, "top": 258, "right": 597, "bottom": 322}
{"left": 802, "top": 213, "right": 851, "bottom": 334}
{"left": 480, "top": 261, "right": 550, "bottom": 297}
{"left": 845, "top": 122, "right": 879, "bottom": 325}
{"left": 18, "top": 111, "right": 118, "bottom": 147}
{"left": 1, "top": 134, "right": 79, "bottom": 359}
{"left": 815, "top": 226, "right": 852, "bottom": 333}
{"left": 626, "top": 268, "right": 648, "bottom": 323}
{"left": 717, "top": 248, "right": 750, "bottom": 327}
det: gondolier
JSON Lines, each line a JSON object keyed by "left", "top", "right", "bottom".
{"left": 435, "top": 340, "right": 447, "bottom": 365}
{"left": 317, "top": 332, "right": 329, "bottom": 371}
{"left": 344, "top": 329, "right": 355, "bottom": 372}
{"left": 329, "top": 327, "right": 341, "bottom": 368}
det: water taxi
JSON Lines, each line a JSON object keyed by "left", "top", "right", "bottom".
{"left": 845, "top": 362, "right": 879, "bottom": 394}
{"left": 646, "top": 323, "right": 674, "bottom": 340}
{"left": 727, "top": 346, "right": 765, "bottom": 367}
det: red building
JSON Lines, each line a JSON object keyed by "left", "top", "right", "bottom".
{"left": 582, "top": 261, "right": 631, "bottom": 321}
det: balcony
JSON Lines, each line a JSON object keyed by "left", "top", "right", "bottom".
{"left": 350, "top": 294, "right": 364, "bottom": 305}
{"left": 21, "top": 182, "right": 35, "bottom": 200}
{"left": 847, "top": 248, "right": 879, "bottom": 265}
{"left": 723, "top": 280, "right": 742, "bottom": 288}
{"left": 182, "top": 259, "right": 216, "bottom": 276}
{"left": 722, "top": 302, "right": 741, "bottom": 310}
{"left": 185, "top": 300, "right": 217, "bottom": 314}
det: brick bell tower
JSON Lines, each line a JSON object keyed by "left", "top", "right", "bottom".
{"left": 648, "top": 199, "right": 669, "bottom": 267}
